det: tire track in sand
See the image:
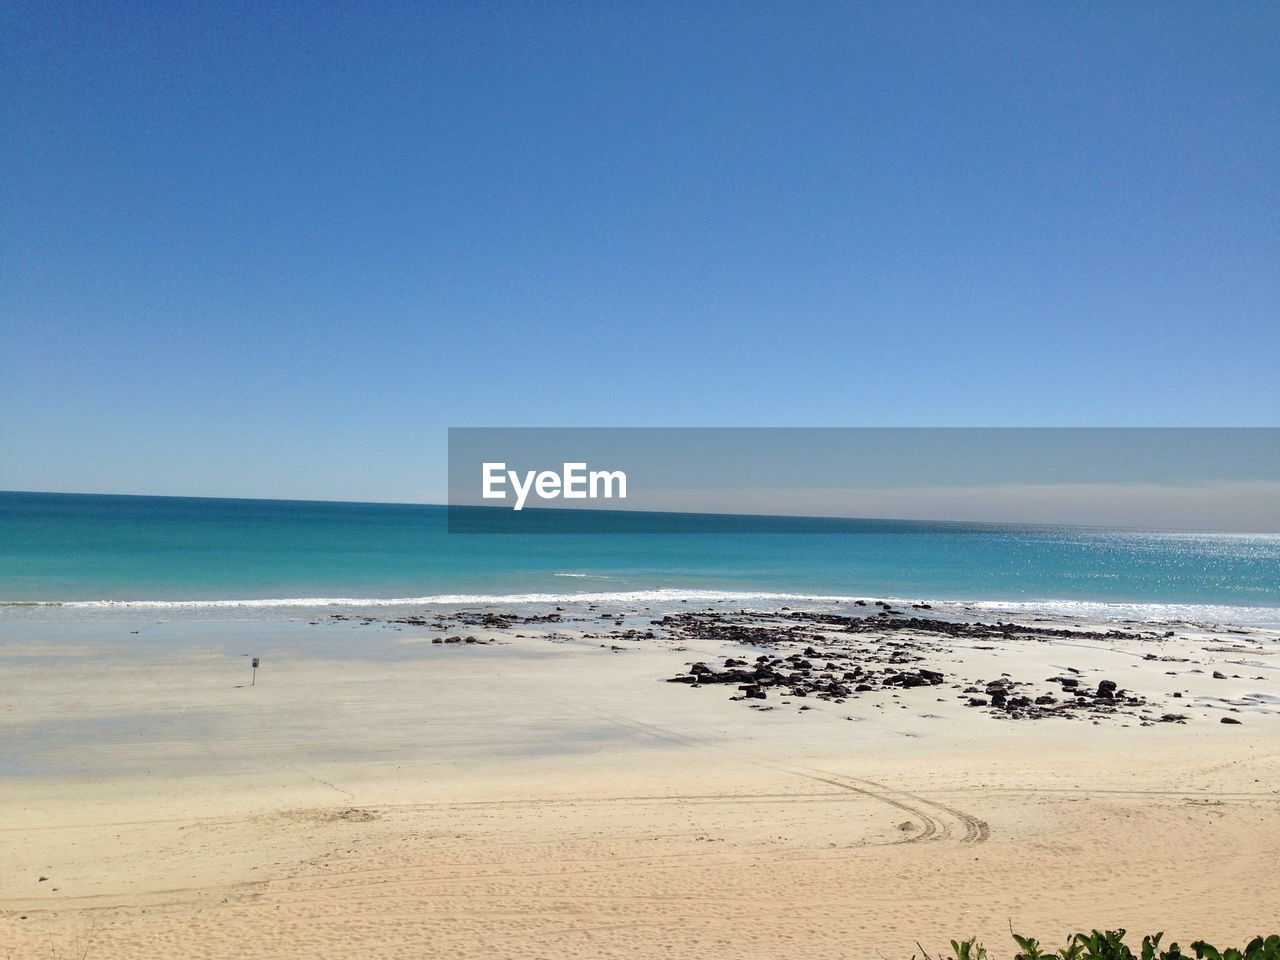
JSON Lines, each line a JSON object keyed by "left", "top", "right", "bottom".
{"left": 551, "top": 697, "right": 988, "bottom": 845}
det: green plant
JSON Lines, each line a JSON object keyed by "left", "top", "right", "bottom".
{"left": 917, "top": 936, "right": 989, "bottom": 960}
{"left": 1074, "top": 929, "right": 1137, "bottom": 960}
{"left": 921, "top": 931, "right": 1279, "bottom": 960}
{"left": 1191, "top": 936, "right": 1280, "bottom": 960}
{"left": 956, "top": 939, "right": 990, "bottom": 960}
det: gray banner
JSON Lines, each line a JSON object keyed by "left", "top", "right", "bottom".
{"left": 447, "top": 428, "right": 1280, "bottom": 533}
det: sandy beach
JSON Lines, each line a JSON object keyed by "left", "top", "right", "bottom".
{"left": 3, "top": 600, "right": 1279, "bottom": 959}
{"left": 8, "top": 0, "right": 1278, "bottom": 954}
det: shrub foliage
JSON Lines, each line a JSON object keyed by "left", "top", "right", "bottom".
{"left": 917, "top": 931, "right": 1280, "bottom": 960}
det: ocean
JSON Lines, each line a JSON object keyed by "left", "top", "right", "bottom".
{"left": 2, "top": 491, "right": 1279, "bottom": 626}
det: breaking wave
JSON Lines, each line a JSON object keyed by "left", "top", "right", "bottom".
{"left": 4, "top": 591, "right": 1279, "bottom": 628}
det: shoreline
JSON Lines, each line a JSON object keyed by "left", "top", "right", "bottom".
{"left": 3, "top": 600, "right": 1278, "bottom": 957}
{"left": 5, "top": 591, "right": 1280, "bottom": 631}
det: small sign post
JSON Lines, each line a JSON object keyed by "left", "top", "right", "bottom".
{"left": 251, "top": 656, "right": 259, "bottom": 686}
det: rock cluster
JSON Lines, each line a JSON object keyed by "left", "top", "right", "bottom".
{"left": 961, "top": 674, "right": 1151, "bottom": 721}
{"left": 776, "top": 611, "right": 1155, "bottom": 644}
{"left": 667, "top": 651, "right": 945, "bottom": 703}
{"left": 326, "top": 604, "right": 1243, "bottom": 728}
{"left": 654, "top": 609, "right": 1169, "bottom": 724}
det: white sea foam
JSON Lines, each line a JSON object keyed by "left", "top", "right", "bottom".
{"left": 3, "top": 589, "right": 852, "bottom": 609}
{"left": 949, "top": 598, "right": 1280, "bottom": 629}
{"left": 4, "top": 590, "right": 1279, "bottom": 628}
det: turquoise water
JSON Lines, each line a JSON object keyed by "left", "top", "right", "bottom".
{"left": 2, "top": 492, "right": 1278, "bottom": 624}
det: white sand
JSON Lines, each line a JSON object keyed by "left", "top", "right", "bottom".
{"left": 2, "top": 607, "right": 1278, "bottom": 958}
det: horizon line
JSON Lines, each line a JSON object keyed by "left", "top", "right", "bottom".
{"left": 4, "top": 488, "right": 1276, "bottom": 537}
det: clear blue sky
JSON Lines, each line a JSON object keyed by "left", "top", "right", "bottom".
{"left": 3, "top": 2, "right": 1277, "bottom": 502}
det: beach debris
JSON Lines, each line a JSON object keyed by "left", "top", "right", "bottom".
{"left": 319, "top": 605, "right": 1266, "bottom": 727}
{"left": 652, "top": 610, "right": 1168, "bottom": 723}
